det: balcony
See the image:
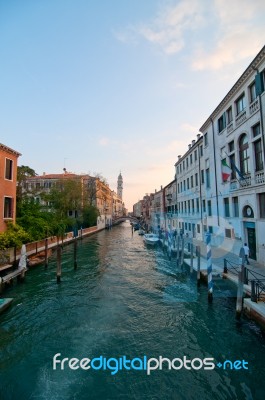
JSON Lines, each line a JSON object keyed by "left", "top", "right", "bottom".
{"left": 229, "top": 172, "right": 264, "bottom": 191}
{"left": 235, "top": 110, "right": 247, "bottom": 127}
{"left": 226, "top": 121, "right": 233, "bottom": 135}
{"left": 249, "top": 98, "right": 259, "bottom": 115}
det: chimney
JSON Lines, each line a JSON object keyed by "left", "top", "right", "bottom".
{"left": 161, "top": 185, "right": 163, "bottom": 190}
{"left": 192, "top": 140, "right": 196, "bottom": 146}
{"left": 178, "top": 155, "right": 181, "bottom": 160}
{"left": 197, "top": 134, "right": 201, "bottom": 140}
{"left": 188, "top": 144, "right": 191, "bottom": 149}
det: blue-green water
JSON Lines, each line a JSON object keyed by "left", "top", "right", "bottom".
{"left": 1, "top": 222, "right": 265, "bottom": 400}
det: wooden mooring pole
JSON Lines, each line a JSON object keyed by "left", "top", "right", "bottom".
{"left": 45, "top": 238, "right": 48, "bottom": 269}
{"left": 176, "top": 236, "right": 180, "bottom": 266}
{"left": 56, "top": 245, "right": 62, "bottom": 283}
{"left": 190, "top": 243, "right": 194, "bottom": 274}
{"left": 74, "top": 237, "right": 77, "bottom": 270}
{"left": 236, "top": 247, "right": 245, "bottom": 320}
{"left": 206, "top": 232, "right": 213, "bottom": 302}
{"left": 196, "top": 245, "right": 201, "bottom": 286}
{"left": 180, "top": 236, "right": 184, "bottom": 267}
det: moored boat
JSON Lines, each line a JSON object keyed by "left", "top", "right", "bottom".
{"left": 0, "top": 298, "right": 13, "bottom": 315}
{"left": 143, "top": 233, "right": 159, "bottom": 245}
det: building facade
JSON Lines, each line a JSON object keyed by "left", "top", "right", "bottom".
{"left": 24, "top": 172, "right": 123, "bottom": 229}
{"left": 199, "top": 45, "right": 265, "bottom": 262}
{"left": 0, "top": 143, "right": 21, "bottom": 232}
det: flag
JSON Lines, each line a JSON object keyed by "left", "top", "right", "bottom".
{"left": 221, "top": 159, "right": 231, "bottom": 182}
{"left": 230, "top": 158, "right": 245, "bottom": 180}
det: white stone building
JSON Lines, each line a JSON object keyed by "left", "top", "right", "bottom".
{"left": 199, "top": 45, "right": 265, "bottom": 262}
{"left": 174, "top": 135, "right": 205, "bottom": 240}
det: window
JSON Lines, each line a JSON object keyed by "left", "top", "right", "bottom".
{"left": 185, "top": 222, "right": 187, "bottom": 230}
{"left": 188, "top": 200, "right": 190, "bottom": 213}
{"left": 259, "top": 193, "right": 265, "bottom": 218}
{"left": 201, "top": 170, "right": 205, "bottom": 184}
{"left": 186, "top": 158, "right": 189, "bottom": 168}
{"left": 206, "top": 168, "right": 210, "bottom": 188}
{"left": 224, "top": 198, "right": 230, "bottom": 217}
{"left": 190, "top": 154, "right": 193, "bottom": 164}
{"left": 202, "top": 200, "right": 206, "bottom": 213}
{"left": 226, "top": 107, "right": 233, "bottom": 123}
{"left": 195, "top": 173, "right": 198, "bottom": 186}
{"left": 177, "top": 166, "right": 179, "bottom": 174}
{"left": 5, "top": 159, "right": 13, "bottom": 180}
{"left": 200, "top": 145, "right": 203, "bottom": 157}
{"left": 252, "top": 123, "right": 260, "bottom": 138}
{"left": 254, "top": 139, "right": 263, "bottom": 171}
{"left": 196, "top": 198, "right": 200, "bottom": 213}
{"left": 183, "top": 180, "right": 186, "bottom": 191}
{"left": 191, "top": 175, "right": 194, "bottom": 188}
{"left": 194, "top": 150, "right": 198, "bottom": 161}
{"left": 197, "top": 224, "right": 200, "bottom": 233}
{"left": 218, "top": 113, "right": 226, "bottom": 133}
{"left": 183, "top": 161, "right": 185, "bottom": 170}
{"left": 180, "top": 182, "right": 183, "bottom": 192}
{"left": 180, "top": 164, "right": 182, "bottom": 173}
{"left": 239, "top": 134, "right": 249, "bottom": 174}
{"left": 208, "top": 226, "right": 213, "bottom": 233}
{"left": 228, "top": 141, "right": 234, "bottom": 152}
{"left": 4, "top": 197, "right": 13, "bottom": 219}
{"left": 249, "top": 82, "right": 257, "bottom": 103}
{"left": 207, "top": 200, "right": 212, "bottom": 216}
{"left": 204, "top": 132, "right": 208, "bottom": 146}
{"left": 225, "top": 229, "right": 232, "bottom": 238}
{"left": 236, "top": 94, "right": 246, "bottom": 115}
{"left": 187, "top": 178, "right": 190, "bottom": 189}
{"left": 188, "top": 223, "right": 191, "bottom": 231}
{"left": 232, "top": 197, "right": 239, "bottom": 217}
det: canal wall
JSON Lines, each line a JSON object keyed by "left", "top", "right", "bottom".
{"left": 158, "top": 235, "right": 265, "bottom": 331}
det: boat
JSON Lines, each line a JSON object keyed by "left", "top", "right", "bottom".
{"left": 0, "top": 298, "right": 13, "bottom": 315}
{"left": 143, "top": 233, "right": 159, "bottom": 245}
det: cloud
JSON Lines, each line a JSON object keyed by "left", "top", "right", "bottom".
{"left": 192, "top": 0, "right": 265, "bottom": 70}
{"left": 115, "top": 0, "right": 204, "bottom": 55}
{"left": 116, "top": 0, "right": 265, "bottom": 71}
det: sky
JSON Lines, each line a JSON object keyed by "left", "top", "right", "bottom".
{"left": 1, "top": 0, "right": 265, "bottom": 211}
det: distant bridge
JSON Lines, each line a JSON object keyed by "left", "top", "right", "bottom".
{"left": 112, "top": 216, "right": 140, "bottom": 225}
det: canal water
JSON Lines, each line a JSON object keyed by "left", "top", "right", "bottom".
{"left": 1, "top": 222, "right": 265, "bottom": 400}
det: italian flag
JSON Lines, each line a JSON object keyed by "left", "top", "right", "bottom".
{"left": 221, "top": 159, "right": 231, "bottom": 182}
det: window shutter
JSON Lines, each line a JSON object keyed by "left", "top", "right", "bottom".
{"left": 223, "top": 111, "right": 226, "bottom": 128}
{"left": 255, "top": 73, "right": 264, "bottom": 96}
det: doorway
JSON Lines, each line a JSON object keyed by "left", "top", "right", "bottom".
{"left": 247, "top": 227, "right": 256, "bottom": 260}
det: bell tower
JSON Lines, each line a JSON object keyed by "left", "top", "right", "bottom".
{"left": 117, "top": 172, "right": 123, "bottom": 199}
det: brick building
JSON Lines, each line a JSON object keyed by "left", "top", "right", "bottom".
{"left": 0, "top": 143, "right": 21, "bottom": 232}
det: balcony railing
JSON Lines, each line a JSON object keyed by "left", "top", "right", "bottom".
{"left": 226, "top": 121, "right": 233, "bottom": 135}
{"left": 235, "top": 110, "right": 247, "bottom": 127}
{"left": 229, "top": 171, "right": 264, "bottom": 191}
{"left": 249, "top": 98, "right": 259, "bottom": 115}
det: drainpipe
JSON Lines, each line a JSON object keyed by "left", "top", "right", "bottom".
{"left": 210, "top": 118, "right": 220, "bottom": 226}
{"left": 253, "top": 68, "right": 265, "bottom": 170}
{"left": 198, "top": 139, "right": 203, "bottom": 229}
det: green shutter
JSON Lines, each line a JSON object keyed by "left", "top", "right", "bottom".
{"left": 255, "top": 73, "right": 264, "bottom": 96}
{"left": 223, "top": 111, "right": 226, "bottom": 128}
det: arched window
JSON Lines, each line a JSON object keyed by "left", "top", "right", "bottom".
{"left": 239, "top": 134, "right": 249, "bottom": 175}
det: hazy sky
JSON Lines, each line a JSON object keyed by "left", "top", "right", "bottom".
{"left": 1, "top": 0, "right": 265, "bottom": 211}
